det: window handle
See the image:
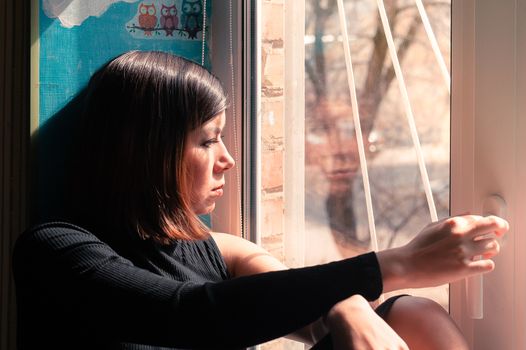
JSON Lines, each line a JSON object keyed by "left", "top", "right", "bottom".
{"left": 466, "top": 195, "right": 507, "bottom": 319}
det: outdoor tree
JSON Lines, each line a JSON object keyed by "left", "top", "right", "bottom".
{"left": 304, "top": 0, "right": 450, "bottom": 251}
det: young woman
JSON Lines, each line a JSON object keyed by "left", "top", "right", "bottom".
{"left": 13, "top": 51, "right": 508, "bottom": 350}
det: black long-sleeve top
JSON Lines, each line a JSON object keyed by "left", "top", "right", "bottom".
{"left": 13, "top": 222, "right": 383, "bottom": 349}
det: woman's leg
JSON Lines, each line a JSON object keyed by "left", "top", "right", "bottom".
{"left": 310, "top": 295, "right": 468, "bottom": 350}
{"left": 383, "top": 296, "right": 469, "bottom": 350}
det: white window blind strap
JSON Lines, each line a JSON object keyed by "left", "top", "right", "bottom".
{"left": 415, "top": 0, "right": 450, "bottom": 94}
{"left": 201, "top": 0, "right": 207, "bottom": 66}
{"left": 336, "top": 0, "right": 379, "bottom": 253}
{"left": 376, "top": 0, "right": 438, "bottom": 222}
{"left": 229, "top": 0, "right": 243, "bottom": 235}
{"left": 338, "top": 4, "right": 384, "bottom": 307}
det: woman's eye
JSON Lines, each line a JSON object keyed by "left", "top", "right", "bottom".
{"left": 308, "top": 124, "right": 329, "bottom": 136}
{"left": 202, "top": 138, "right": 219, "bottom": 148}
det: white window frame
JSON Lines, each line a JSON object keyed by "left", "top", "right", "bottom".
{"left": 450, "top": 0, "right": 526, "bottom": 348}
{"left": 282, "top": 0, "right": 306, "bottom": 268}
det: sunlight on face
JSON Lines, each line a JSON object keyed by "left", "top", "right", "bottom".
{"left": 184, "top": 112, "right": 235, "bottom": 215}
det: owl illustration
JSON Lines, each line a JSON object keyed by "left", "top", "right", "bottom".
{"left": 138, "top": 3, "right": 157, "bottom": 36}
{"left": 181, "top": 0, "right": 202, "bottom": 39}
{"left": 160, "top": 4, "right": 179, "bottom": 36}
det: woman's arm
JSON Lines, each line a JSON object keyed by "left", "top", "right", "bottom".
{"left": 14, "top": 222, "right": 382, "bottom": 349}
{"left": 211, "top": 231, "right": 326, "bottom": 345}
{"left": 212, "top": 214, "right": 509, "bottom": 347}
{"left": 377, "top": 215, "right": 507, "bottom": 292}
{"left": 213, "top": 215, "right": 508, "bottom": 295}
{"left": 325, "top": 294, "right": 409, "bottom": 350}
{"left": 211, "top": 231, "right": 288, "bottom": 276}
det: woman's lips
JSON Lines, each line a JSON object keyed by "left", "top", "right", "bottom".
{"left": 212, "top": 185, "right": 224, "bottom": 196}
{"left": 326, "top": 168, "right": 358, "bottom": 180}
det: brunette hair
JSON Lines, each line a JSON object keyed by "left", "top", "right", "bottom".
{"left": 69, "top": 51, "right": 227, "bottom": 244}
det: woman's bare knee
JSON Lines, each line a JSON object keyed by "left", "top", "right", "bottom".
{"left": 384, "top": 296, "right": 468, "bottom": 350}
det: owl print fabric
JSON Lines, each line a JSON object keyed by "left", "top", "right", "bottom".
{"left": 127, "top": 0, "right": 203, "bottom": 40}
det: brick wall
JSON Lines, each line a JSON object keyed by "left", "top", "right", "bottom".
{"left": 261, "top": 0, "right": 286, "bottom": 265}
{"left": 259, "top": 1, "right": 303, "bottom": 349}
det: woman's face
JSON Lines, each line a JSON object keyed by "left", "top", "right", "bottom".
{"left": 306, "top": 101, "right": 368, "bottom": 194}
{"left": 184, "top": 111, "right": 235, "bottom": 215}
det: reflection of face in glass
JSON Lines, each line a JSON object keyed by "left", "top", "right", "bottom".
{"left": 306, "top": 100, "right": 369, "bottom": 195}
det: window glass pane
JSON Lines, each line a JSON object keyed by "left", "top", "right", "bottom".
{"left": 303, "top": 0, "right": 451, "bottom": 307}
{"left": 258, "top": 0, "right": 450, "bottom": 347}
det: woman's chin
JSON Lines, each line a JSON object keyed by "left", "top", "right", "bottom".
{"left": 327, "top": 179, "right": 354, "bottom": 194}
{"left": 194, "top": 203, "right": 216, "bottom": 216}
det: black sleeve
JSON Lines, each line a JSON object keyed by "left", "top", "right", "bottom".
{"left": 13, "top": 222, "right": 382, "bottom": 349}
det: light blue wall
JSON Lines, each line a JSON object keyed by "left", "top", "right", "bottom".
{"left": 39, "top": 0, "right": 210, "bottom": 124}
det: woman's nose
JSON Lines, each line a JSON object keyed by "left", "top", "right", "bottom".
{"left": 215, "top": 143, "right": 235, "bottom": 173}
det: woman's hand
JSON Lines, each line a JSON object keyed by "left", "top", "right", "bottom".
{"left": 377, "top": 215, "right": 509, "bottom": 291}
{"left": 326, "top": 294, "right": 408, "bottom": 350}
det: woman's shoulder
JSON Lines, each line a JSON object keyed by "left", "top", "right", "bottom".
{"left": 12, "top": 221, "right": 129, "bottom": 274}
{"left": 15, "top": 221, "right": 100, "bottom": 250}
{"left": 20, "top": 220, "right": 92, "bottom": 235}
{"left": 210, "top": 232, "right": 288, "bottom": 277}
